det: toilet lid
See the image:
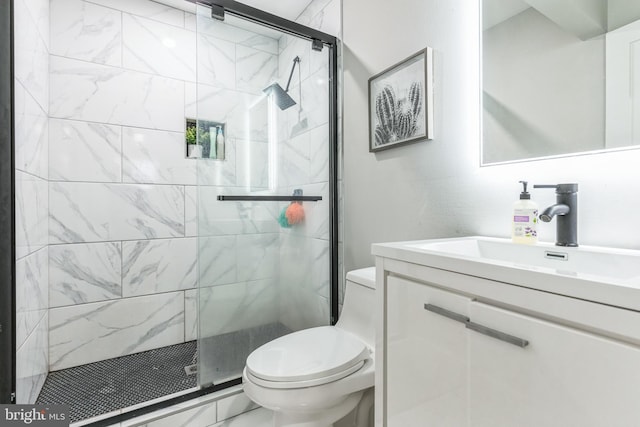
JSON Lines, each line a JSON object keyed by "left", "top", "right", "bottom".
{"left": 245, "top": 326, "right": 369, "bottom": 384}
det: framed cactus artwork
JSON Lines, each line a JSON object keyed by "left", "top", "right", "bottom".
{"left": 368, "top": 47, "right": 433, "bottom": 152}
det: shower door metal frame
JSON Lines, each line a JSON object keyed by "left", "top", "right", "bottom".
{"left": 0, "top": 0, "right": 16, "bottom": 405}
{"left": 189, "top": 0, "right": 341, "bottom": 325}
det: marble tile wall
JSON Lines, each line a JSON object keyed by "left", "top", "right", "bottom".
{"left": 50, "top": 292, "right": 185, "bottom": 370}
{"left": 297, "top": 0, "right": 341, "bottom": 39}
{"left": 16, "top": 314, "right": 49, "bottom": 404}
{"left": 47, "top": 0, "right": 281, "bottom": 369}
{"left": 16, "top": 248, "right": 49, "bottom": 349}
{"left": 14, "top": 0, "right": 50, "bottom": 404}
{"left": 198, "top": 279, "right": 278, "bottom": 339}
{"left": 49, "top": 242, "right": 121, "bottom": 307}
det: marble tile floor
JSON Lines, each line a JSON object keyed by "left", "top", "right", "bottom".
{"left": 213, "top": 407, "right": 272, "bottom": 427}
{"left": 37, "top": 341, "right": 198, "bottom": 423}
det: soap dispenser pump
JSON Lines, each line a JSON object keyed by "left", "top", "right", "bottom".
{"left": 512, "top": 180, "right": 538, "bottom": 244}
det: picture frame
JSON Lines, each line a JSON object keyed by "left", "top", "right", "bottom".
{"left": 368, "top": 47, "right": 433, "bottom": 152}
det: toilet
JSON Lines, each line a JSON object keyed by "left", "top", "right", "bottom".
{"left": 242, "top": 267, "right": 376, "bottom": 427}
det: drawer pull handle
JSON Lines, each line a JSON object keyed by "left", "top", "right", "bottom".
{"left": 466, "top": 321, "right": 529, "bottom": 348}
{"left": 424, "top": 304, "right": 470, "bottom": 324}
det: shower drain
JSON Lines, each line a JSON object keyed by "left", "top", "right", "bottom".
{"left": 98, "top": 385, "right": 117, "bottom": 395}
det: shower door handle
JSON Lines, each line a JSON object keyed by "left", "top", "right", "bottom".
{"left": 217, "top": 195, "right": 322, "bottom": 202}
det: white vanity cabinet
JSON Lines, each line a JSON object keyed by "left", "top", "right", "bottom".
{"left": 386, "top": 275, "right": 470, "bottom": 426}
{"left": 378, "top": 264, "right": 640, "bottom": 427}
{"left": 468, "top": 301, "right": 640, "bottom": 427}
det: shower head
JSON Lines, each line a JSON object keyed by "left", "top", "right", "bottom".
{"left": 263, "top": 83, "right": 297, "bottom": 110}
{"left": 263, "top": 56, "right": 301, "bottom": 111}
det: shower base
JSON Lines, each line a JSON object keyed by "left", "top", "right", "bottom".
{"left": 36, "top": 341, "right": 198, "bottom": 423}
{"left": 35, "top": 322, "right": 292, "bottom": 424}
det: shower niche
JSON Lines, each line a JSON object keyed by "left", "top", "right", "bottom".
{"left": 186, "top": 118, "right": 226, "bottom": 160}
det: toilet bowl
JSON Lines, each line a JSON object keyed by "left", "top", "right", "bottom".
{"left": 243, "top": 267, "right": 376, "bottom": 427}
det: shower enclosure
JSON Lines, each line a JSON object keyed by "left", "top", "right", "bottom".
{"left": 193, "top": 3, "right": 338, "bottom": 388}
{"left": 4, "top": 0, "right": 339, "bottom": 424}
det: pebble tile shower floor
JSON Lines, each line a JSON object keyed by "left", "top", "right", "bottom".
{"left": 36, "top": 341, "right": 198, "bottom": 423}
{"left": 35, "top": 322, "right": 291, "bottom": 423}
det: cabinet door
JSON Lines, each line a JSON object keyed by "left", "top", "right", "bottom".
{"left": 386, "top": 276, "right": 470, "bottom": 427}
{"left": 468, "top": 301, "right": 640, "bottom": 427}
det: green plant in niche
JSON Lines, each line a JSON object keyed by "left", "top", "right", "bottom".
{"left": 185, "top": 122, "right": 211, "bottom": 145}
{"left": 185, "top": 126, "right": 198, "bottom": 145}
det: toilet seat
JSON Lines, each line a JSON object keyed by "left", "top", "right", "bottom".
{"left": 245, "top": 326, "right": 370, "bottom": 390}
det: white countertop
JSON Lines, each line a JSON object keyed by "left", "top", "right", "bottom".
{"left": 372, "top": 236, "right": 640, "bottom": 313}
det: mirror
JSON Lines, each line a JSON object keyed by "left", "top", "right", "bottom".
{"left": 482, "top": 0, "right": 640, "bottom": 164}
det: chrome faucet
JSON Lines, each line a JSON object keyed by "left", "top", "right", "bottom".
{"left": 533, "top": 183, "right": 578, "bottom": 247}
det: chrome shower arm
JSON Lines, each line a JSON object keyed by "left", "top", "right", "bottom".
{"left": 284, "top": 56, "right": 301, "bottom": 92}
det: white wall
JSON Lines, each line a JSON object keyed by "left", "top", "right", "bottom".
{"left": 343, "top": 0, "right": 640, "bottom": 272}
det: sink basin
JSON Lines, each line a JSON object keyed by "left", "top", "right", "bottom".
{"left": 404, "top": 237, "right": 640, "bottom": 282}
{"left": 372, "top": 236, "right": 640, "bottom": 312}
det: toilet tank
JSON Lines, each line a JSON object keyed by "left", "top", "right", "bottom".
{"left": 336, "top": 267, "right": 376, "bottom": 350}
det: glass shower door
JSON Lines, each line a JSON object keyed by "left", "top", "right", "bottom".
{"left": 193, "top": 5, "right": 333, "bottom": 386}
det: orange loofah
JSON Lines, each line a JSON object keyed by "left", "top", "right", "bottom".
{"left": 285, "top": 203, "right": 305, "bottom": 225}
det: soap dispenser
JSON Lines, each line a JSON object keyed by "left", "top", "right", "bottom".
{"left": 512, "top": 180, "right": 538, "bottom": 244}
{"left": 215, "top": 126, "right": 225, "bottom": 160}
